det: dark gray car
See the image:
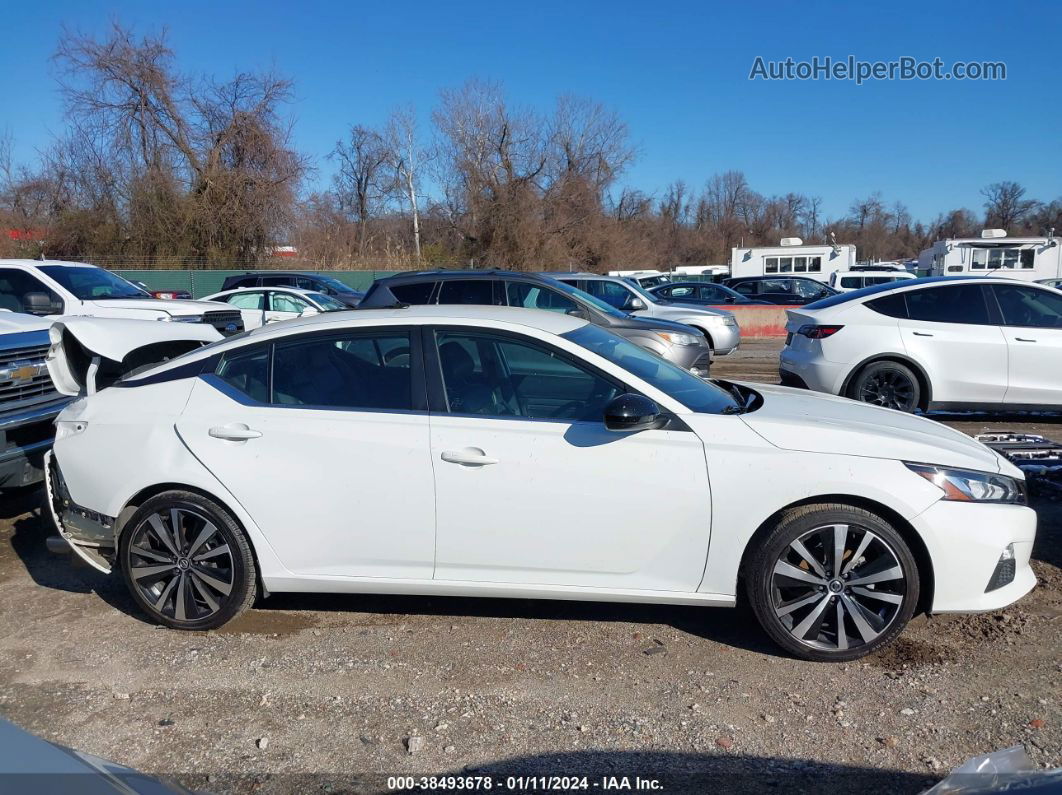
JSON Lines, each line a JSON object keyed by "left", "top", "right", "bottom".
{"left": 360, "top": 270, "right": 714, "bottom": 377}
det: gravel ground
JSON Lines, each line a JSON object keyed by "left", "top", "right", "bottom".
{"left": 0, "top": 338, "right": 1059, "bottom": 794}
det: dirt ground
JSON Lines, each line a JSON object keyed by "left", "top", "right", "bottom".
{"left": 0, "top": 338, "right": 1059, "bottom": 794}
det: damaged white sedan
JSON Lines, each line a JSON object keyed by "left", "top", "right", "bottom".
{"left": 45, "top": 307, "right": 1036, "bottom": 661}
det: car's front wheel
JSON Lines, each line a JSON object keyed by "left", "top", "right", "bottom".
{"left": 119, "top": 491, "right": 257, "bottom": 630}
{"left": 746, "top": 504, "right": 920, "bottom": 662}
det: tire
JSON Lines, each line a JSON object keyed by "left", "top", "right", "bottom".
{"left": 848, "top": 361, "right": 921, "bottom": 412}
{"left": 746, "top": 503, "right": 920, "bottom": 662}
{"left": 118, "top": 491, "right": 257, "bottom": 630}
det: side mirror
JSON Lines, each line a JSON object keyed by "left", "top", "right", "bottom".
{"left": 604, "top": 394, "right": 665, "bottom": 433}
{"left": 24, "top": 292, "right": 63, "bottom": 316}
{"left": 626, "top": 297, "right": 646, "bottom": 311}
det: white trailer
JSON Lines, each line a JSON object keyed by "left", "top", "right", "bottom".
{"left": 730, "top": 239, "right": 856, "bottom": 283}
{"left": 919, "top": 230, "right": 1061, "bottom": 282}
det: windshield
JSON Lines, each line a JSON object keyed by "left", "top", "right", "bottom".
{"left": 562, "top": 324, "right": 742, "bottom": 414}
{"left": 40, "top": 265, "right": 149, "bottom": 300}
{"left": 308, "top": 292, "right": 347, "bottom": 311}
{"left": 549, "top": 279, "right": 629, "bottom": 318}
{"left": 315, "top": 275, "right": 353, "bottom": 293}
{"left": 804, "top": 279, "right": 919, "bottom": 310}
{"left": 623, "top": 280, "right": 659, "bottom": 303}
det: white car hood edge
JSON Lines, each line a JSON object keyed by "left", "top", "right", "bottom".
{"left": 737, "top": 382, "right": 1003, "bottom": 473}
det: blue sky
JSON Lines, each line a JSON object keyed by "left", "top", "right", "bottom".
{"left": 2, "top": 0, "right": 1059, "bottom": 223}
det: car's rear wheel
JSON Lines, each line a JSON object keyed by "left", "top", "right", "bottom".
{"left": 746, "top": 504, "right": 919, "bottom": 662}
{"left": 119, "top": 491, "right": 256, "bottom": 630}
{"left": 849, "top": 361, "right": 921, "bottom": 412}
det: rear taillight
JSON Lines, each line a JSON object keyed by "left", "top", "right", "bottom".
{"left": 797, "top": 324, "right": 844, "bottom": 339}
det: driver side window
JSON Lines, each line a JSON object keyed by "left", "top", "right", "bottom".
{"left": 436, "top": 331, "right": 620, "bottom": 422}
{"left": 0, "top": 268, "right": 63, "bottom": 315}
{"left": 992, "top": 285, "right": 1062, "bottom": 328}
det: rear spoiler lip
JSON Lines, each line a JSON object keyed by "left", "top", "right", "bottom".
{"left": 46, "top": 318, "right": 222, "bottom": 397}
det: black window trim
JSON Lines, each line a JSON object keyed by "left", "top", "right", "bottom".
{"left": 204, "top": 325, "right": 427, "bottom": 414}
{"left": 422, "top": 324, "right": 638, "bottom": 423}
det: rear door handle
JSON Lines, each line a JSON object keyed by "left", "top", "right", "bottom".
{"left": 912, "top": 331, "right": 934, "bottom": 337}
{"left": 441, "top": 449, "right": 499, "bottom": 466}
{"left": 1015, "top": 337, "right": 1037, "bottom": 342}
{"left": 209, "top": 423, "right": 262, "bottom": 441}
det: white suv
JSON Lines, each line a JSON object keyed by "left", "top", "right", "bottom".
{"left": 780, "top": 276, "right": 1062, "bottom": 411}
{"left": 0, "top": 260, "right": 244, "bottom": 336}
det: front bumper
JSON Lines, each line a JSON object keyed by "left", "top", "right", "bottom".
{"left": 911, "top": 500, "right": 1037, "bottom": 613}
{"left": 663, "top": 344, "right": 713, "bottom": 379}
{"left": 708, "top": 323, "right": 740, "bottom": 355}
{"left": 0, "top": 399, "right": 70, "bottom": 489}
{"left": 45, "top": 452, "right": 115, "bottom": 573}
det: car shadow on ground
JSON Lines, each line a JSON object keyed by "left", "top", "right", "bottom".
{"left": 178, "top": 751, "right": 936, "bottom": 795}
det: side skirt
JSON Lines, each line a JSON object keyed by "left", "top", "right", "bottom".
{"left": 262, "top": 576, "right": 735, "bottom": 607}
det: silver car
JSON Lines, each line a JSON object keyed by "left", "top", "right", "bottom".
{"left": 550, "top": 273, "right": 741, "bottom": 354}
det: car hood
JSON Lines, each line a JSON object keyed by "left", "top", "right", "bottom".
{"left": 608, "top": 314, "right": 706, "bottom": 334}
{"left": 737, "top": 382, "right": 1006, "bottom": 474}
{"left": 0, "top": 310, "right": 52, "bottom": 334}
{"left": 84, "top": 298, "right": 228, "bottom": 316}
{"left": 636, "top": 304, "right": 732, "bottom": 321}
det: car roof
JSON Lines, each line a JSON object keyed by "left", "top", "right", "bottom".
{"left": 377, "top": 269, "right": 557, "bottom": 282}
{"left": 0, "top": 259, "right": 98, "bottom": 269}
{"left": 211, "top": 286, "right": 317, "bottom": 297}
{"left": 805, "top": 275, "right": 1054, "bottom": 310}
{"left": 247, "top": 304, "right": 586, "bottom": 337}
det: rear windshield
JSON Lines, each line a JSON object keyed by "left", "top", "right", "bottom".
{"left": 804, "top": 279, "right": 919, "bottom": 310}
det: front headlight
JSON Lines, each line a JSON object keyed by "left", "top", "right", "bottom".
{"left": 658, "top": 331, "right": 702, "bottom": 346}
{"left": 906, "top": 463, "right": 1026, "bottom": 505}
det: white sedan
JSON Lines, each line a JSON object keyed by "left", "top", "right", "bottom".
{"left": 44, "top": 306, "right": 1035, "bottom": 661}
{"left": 201, "top": 286, "right": 349, "bottom": 329}
{"left": 780, "top": 276, "right": 1062, "bottom": 411}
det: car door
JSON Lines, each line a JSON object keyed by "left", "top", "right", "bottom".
{"left": 175, "top": 327, "right": 436, "bottom": 578}
{"left": 265, "top": 291, "right": 311, "bottom": 323}
{"left": 224, "top": 290, "right": 267, "bottom": 329}
{"left": 989, "top": 283, "right": 1062, "bottom": 406}
{"left": 897, "top": 283, "right": 1007, "bottom": 404}
{"left": 426, "top": 326, "right": 711, "bottom": 592}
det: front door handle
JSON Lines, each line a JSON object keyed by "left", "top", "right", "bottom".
{"left": 441, "top": 449, "right": 499, "bottom": 466}
{"left": 209, "top": 423, "right": 262, "bottom": 441}
{"left": 1014, "top": 337, "right": 1037, "bottom": 342}
{"left": 912, "top": 331, "right": 934, "bottom": 337}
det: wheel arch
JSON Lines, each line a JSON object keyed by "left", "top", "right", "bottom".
{"left": 115, "top": 482, "right": 270, "bottom": 597}
{"left": 736, "top": 494, "right": 935, "bottom": 615}
{"left": 840, "top": 353, "right": 933, "bottom": 411}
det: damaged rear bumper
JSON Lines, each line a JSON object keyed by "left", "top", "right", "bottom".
{"left": 44, "top": 451, "right": 115, "bottom": 573}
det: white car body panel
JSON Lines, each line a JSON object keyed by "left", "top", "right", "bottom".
{"left": 176, "top": 376, "right": 436, "bottom": 579}
{"left": 430, "top": 413, "right": 711, "bottom": 591}
{"left": 48, "top": 305, "right": 1036, "bottom": 618}
{"left": 896, "top": 316, "right": 1007, "bottom": 403}
{"left": 1001, "top": 326, "right": 1062, "bottom": 405}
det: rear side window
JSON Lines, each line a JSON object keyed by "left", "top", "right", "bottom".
{"left": 866, "top": 293, "right": 908, "bottom": 318}
{"left": 390, "top": 282, "right": 435, "bottom": 305}
{"left": 437, "top": 280, "right": 496, "bottom": 305}
{"left": 215, "top": 346, "right": 270, "bottom": 403}
{"left": 905, "top": 285, "right": 989, "bottom": 325}
{"left": 260, "top": 275, "right": 295, "bottom": 287}
{"left": 272, "top": 332, "right": 412, "bottom": 410}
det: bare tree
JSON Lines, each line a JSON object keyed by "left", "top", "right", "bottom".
{"left": 332, "top": 125, "right": 390, "bottom": 255}
{"left": 981, "top": 181, "right": 1039, "bottom": 231}
{"left": 383, "top": 106, "right": 431, "bottom": 260}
